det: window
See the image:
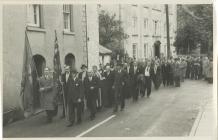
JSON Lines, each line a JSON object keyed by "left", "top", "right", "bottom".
{"left": 27, "top": 5, "right": 41, "bottom": 27}
{"left": 144, "top": 43, "right": 148, "bottom": 58}
{"left": 63, "top": 5, "right": 73, "bottom": 32}
{"left": 132, "top": 44, "right": 137, "bottom": 59}
{"left": 144, "top": 18, "right": 148, "bottom": 34}
{"left": 154, "top": 20, "right": 158, "bottom": 35}
{"left": 153, "top": 20, "right": 161, "bottom": 36}
{"left": 133, "top": 16, "right": 138, "bottom": 29}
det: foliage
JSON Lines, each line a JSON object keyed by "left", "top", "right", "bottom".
{"left": 99, "top": 10, "right": 128, "bottom": 61}
{"left": 175, "top": 5, "right": 213, "bottom": 55}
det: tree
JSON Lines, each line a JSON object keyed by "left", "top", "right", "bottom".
{"left": 175, "top": 4, "right": 213, "bottom": 56}
{"left": 99, "top": 10, "right": 128, "bottom": 61}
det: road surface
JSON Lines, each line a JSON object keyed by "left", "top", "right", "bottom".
{"left": 3, "top": 80, "right": 213, "bottom": 137}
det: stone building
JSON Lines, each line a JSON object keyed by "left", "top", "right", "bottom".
{"left": 3, "top": 4, "right": 99, "bottom": 118}
{"left": 100, "top": 4, "right": 177, "bottom": 61}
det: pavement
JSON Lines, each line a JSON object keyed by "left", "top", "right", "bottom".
{"left": 3, "top": 79, "right": 213, "bottom": 137}
{"left": 189, "top": 99, "right": 216, "bottom": 137}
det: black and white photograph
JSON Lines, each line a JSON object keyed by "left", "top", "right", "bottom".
{"left": 1, "top": 1, "right": 216, "bottom": 139}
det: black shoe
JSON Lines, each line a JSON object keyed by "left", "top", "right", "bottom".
{"left": 120, "top": 108, "right": 124, "bottom": 111}
{"left": 67, "top": 123, "right": 74, "bottom": 127}
{"left": 60, "top": 115, "right": 65, "bottom": 119}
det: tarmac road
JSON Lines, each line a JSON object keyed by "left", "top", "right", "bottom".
{"left": 3, "top": 79, "right": 213, "bottom": 137}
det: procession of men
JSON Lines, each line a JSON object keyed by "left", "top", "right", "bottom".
{"left": 36, "top": 54, "right": 213, "bottom": 127}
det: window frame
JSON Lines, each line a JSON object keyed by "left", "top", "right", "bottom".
{"left": 63, "top": 5, "right": 74, "bottom": 32}
{"left": 144, "top": 43, "right": 148, "bottom": 58}
{"left": 132, "top": 43, "right": 137, "bottom": 59}
{"left": 27, "top": 4, "right": 41, "bottom": 27}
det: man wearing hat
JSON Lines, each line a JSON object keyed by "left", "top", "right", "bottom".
{"left": 78, "top": 64, "right": 88, "bottom": 112}
{"left": 78, "top": 64, "right": 88, "bottom": 82}
{"left": 174, "top": 58, "right": 181, "bottom": 87}
{"left": 112, "top": 63, "right": 126, "bottom": 112}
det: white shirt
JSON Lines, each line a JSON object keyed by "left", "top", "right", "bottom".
{"left": 66, "top": 72, "right": 70, "bottom": 82}
{"left": 144, "top": 67, "right": 150, "bottom": 77}
{"left": 89, "top": 76, "right": 92, "bottom": 81}
{"left": 134, "top": 66, "right": 137, "bottom": 74}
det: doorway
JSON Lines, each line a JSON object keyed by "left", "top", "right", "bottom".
{"left": 154, "top": 41, "right": 161, "bottom": 58}
{"left": 65, "top": 53, "right": 76, "bottom": 70}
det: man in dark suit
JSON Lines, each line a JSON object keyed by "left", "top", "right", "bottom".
{"left": 78, "top": 64, "right": 88, "bottom": 112}
{"left": 84, "top": 71, "right": 99, "bottom": 120}
{"left": 62, "top": 67, "right": 84, "bottom": 127}
{"left": 161, "top": 60, "right": 168, "bottom": 87}
{"left": 112, "top": 63, "right": 126, "bottom": 112}
{"left": 129, "top": 61, "right": 140, "bottom": 101}
{"left": 102, "top": 65, "right": 114, "bottom": 108}
{"left": 143, "top": 61, "right": 153, "bottom": 98}
{"left": 78, "top": 64, "right": 88, "bottom": 82}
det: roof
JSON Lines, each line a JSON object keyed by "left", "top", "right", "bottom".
{"left": 99, "top": 45, "right": 112, "bottom": 55}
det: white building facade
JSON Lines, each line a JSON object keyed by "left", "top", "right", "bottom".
{"left": 101, "top": 4, "right": 177, "bottom": 61}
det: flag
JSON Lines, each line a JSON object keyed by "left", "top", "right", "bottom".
{"left": 53, "top": 30, "right": 62, "bottom": 80}
{"left": 20, "top": 31, "right": 38, "bottom": 117}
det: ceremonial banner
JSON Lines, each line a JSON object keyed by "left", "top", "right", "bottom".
{"left": 20, "top": 31, "right": 38, "bottom": 117}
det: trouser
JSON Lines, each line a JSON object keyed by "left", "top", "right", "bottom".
{"left": 87, "top": 96, "right": 97, "bottom": 118}
{"left": 132, "top": 82, "right": 138, "bottom": 101}
{"left": 194, "top": 66, "right": 199, "bottom": 80}
{"left": 162, "top": 74, "right": 167, "bottom": 86}
{"left": 174, "top": 76, "right": 180, "bottom": 87}
{"left": 152, "top": 75, "right": 158, "bottom": 89}
{"left": 138, "top": 82, "right": 145, "bottom": 97}
{"left": 191, "top": 69, "right": 195, "bottom": 79}
{"left": 186, "top": 68, "right": 190, "bottom": 78}
{"left": 96, "top": 88, "right": 101, "bottom": 109}
{"left": 67, "top": 101, "right": 83, "bottom": 124}
{"left": 104, "top": 87, "right": 113, "bottom": 107}
{"left": 46, "top": 105, "right": 58, "bottom": 121}
{"left": 144, "top": 76, "right": 152, "bottom": 97}
{"left": 167, "top": 73, "right": 174, "bottom": 86}
{"left": 113, "top": 87, "right": 125, "bottom": 111}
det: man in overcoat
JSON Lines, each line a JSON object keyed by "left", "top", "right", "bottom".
{"left": 39, "top": 67, "right": 58, "bottom": 123}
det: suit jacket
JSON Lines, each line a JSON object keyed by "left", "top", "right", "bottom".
{"left": 78, "top": 71, "right": 88, "bottom": 83}
{"left": 129, "top": 65, "right": 140, "bottom": 82}
{"left": 113, "top": 70, "right": 126, "bottom": 90}
{"left": 62, "top": 72, "right": 84, "bottom": 103}
{"left": 103, "top": 71, "right": 115, "bottom": 88}
{"left": 142, "top": 66, "right": 154, "bottom": 78}
{"left": 84, "top": 76, "right": 99, "bottom": 99}
{"left": 161, "top": 64, "right": 168, "bottom": 75}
